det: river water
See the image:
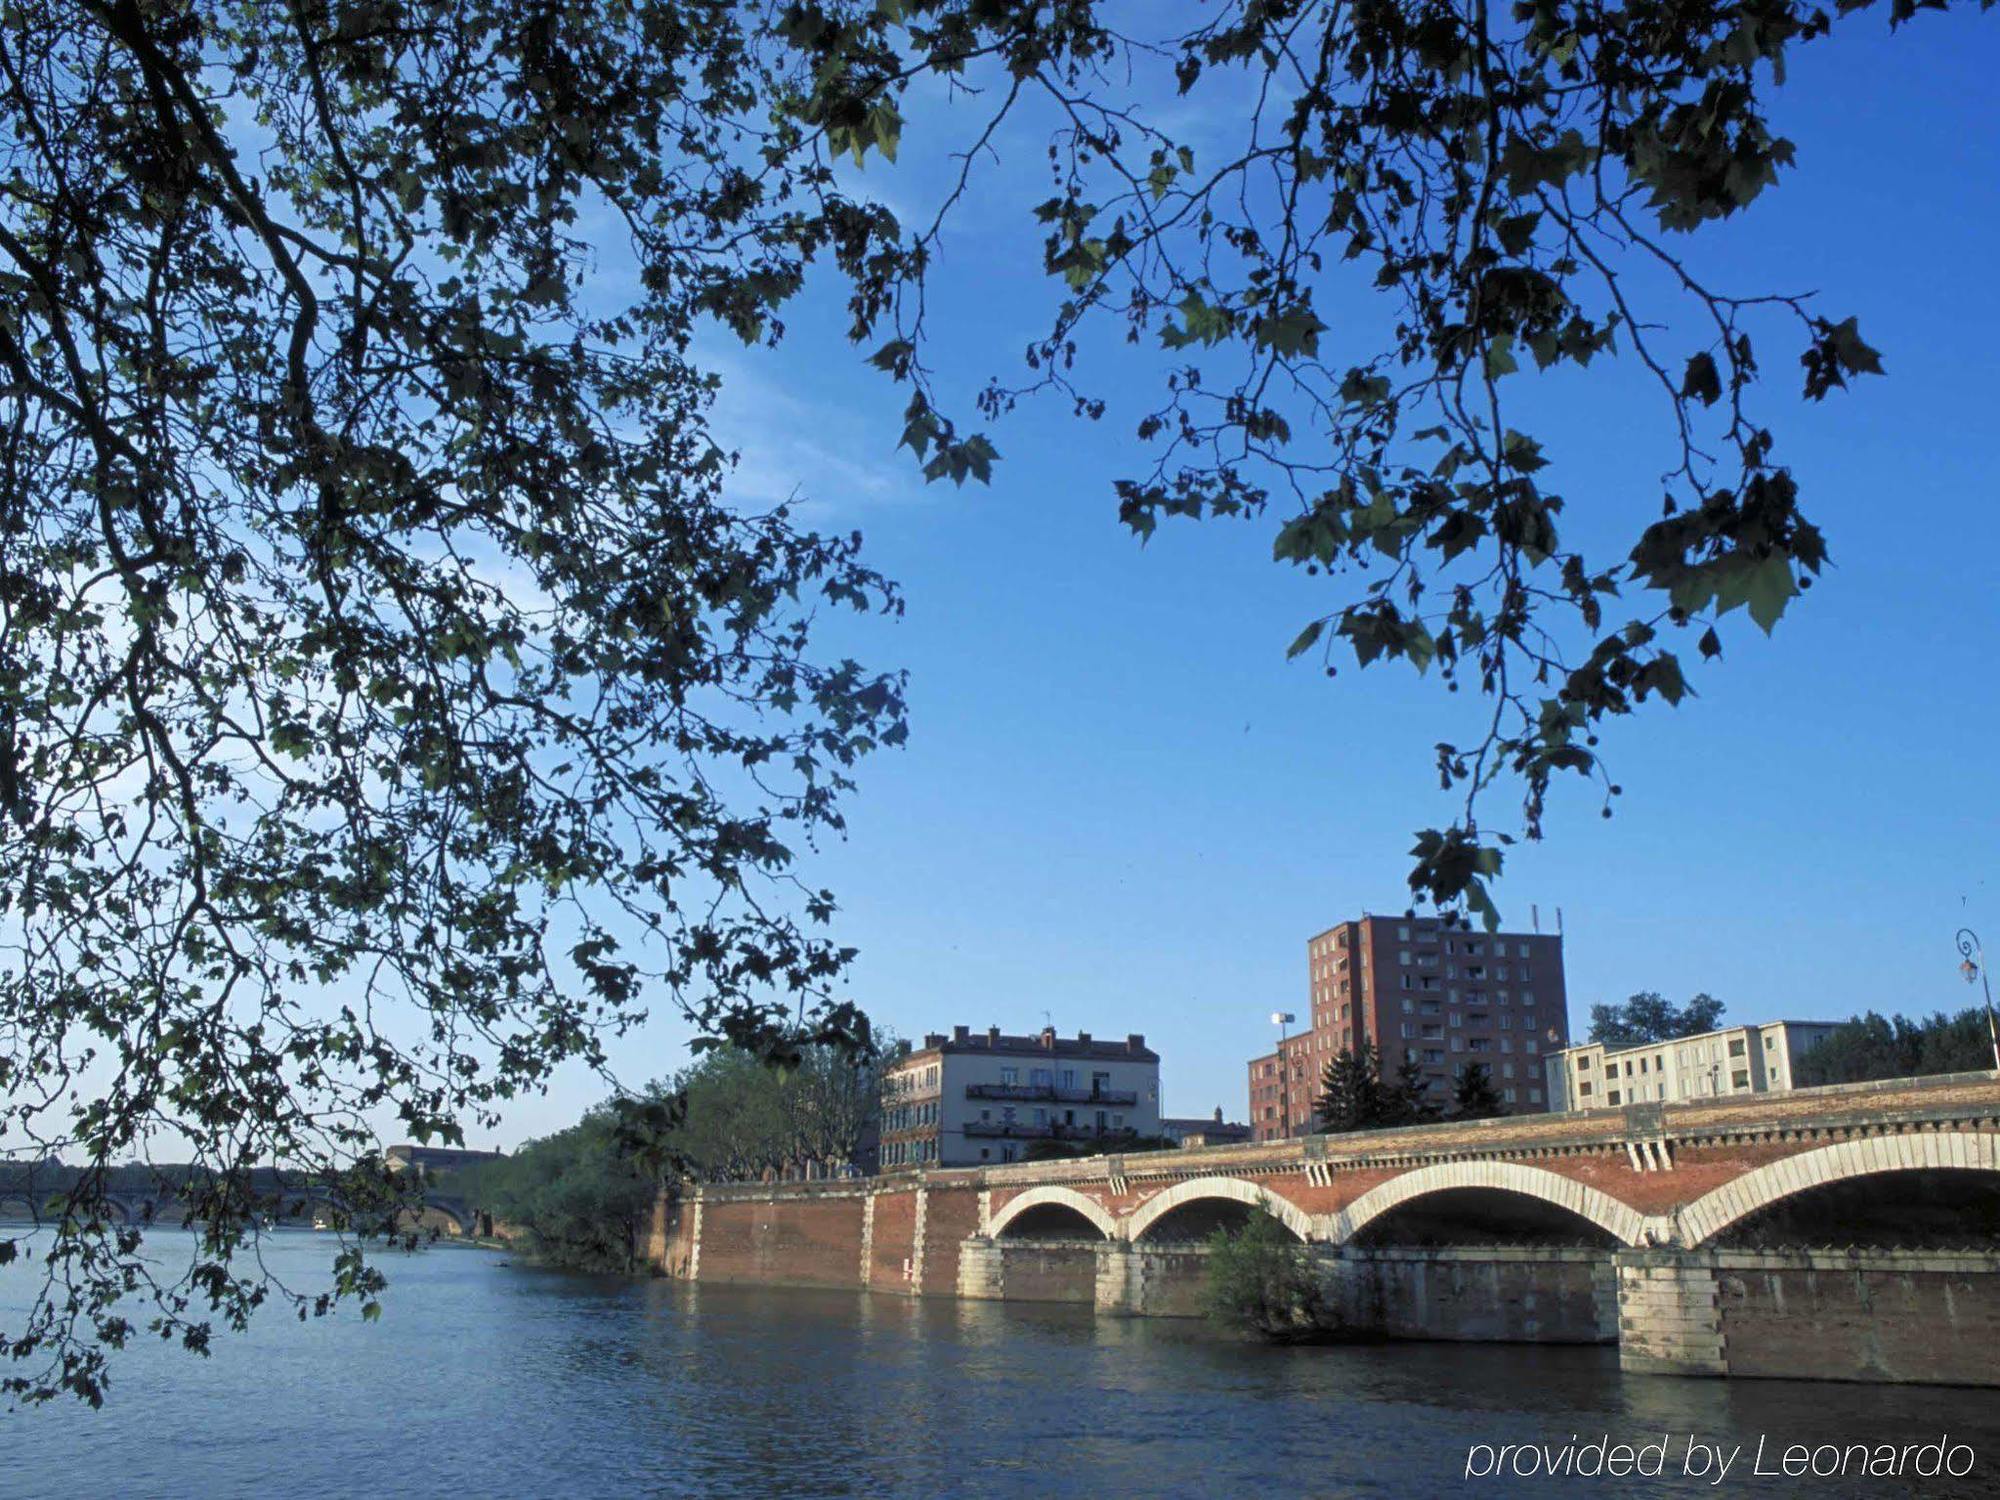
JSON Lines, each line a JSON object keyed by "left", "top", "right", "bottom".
{"left": 2, "top": 1231, "right": 1996, "bottom": 1498}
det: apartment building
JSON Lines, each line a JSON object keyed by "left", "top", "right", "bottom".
{"left": 1249, "top": 912, "right": 1570, "bottom": 1139}
{"left": 1544, "top": 1019, "right": 1842, "bottom": 1112}
{"left": 880, "top": 1026, "right": 1161, "bottom": 1169}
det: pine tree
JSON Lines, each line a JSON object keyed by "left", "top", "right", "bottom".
{"left": 1452, "top": 1063, "right": 1507, "bottom": 1121}
{"left": 1386, "top": 1049, "right": 1441, "bottom": 1126}
{"left": 1314, "top": 1042, "right": 1385, "bottom": 1134}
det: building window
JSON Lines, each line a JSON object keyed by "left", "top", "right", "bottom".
{"left": 1579, "top": 1080, "right": 1593, "bottom": 1097}
{"left": 1728, "top": 1038, "right": 1747, "bottom": 1058}
{"left": 1529, "top": 1087, "right": 1543, "bottom": 1103}
{"left": 1503, "top": 1088, "right": 1517, "bottom": 1103}
{"left": 1731, "top": 1069, "right": 1750, "bottom": 1088}
{"left": 1607, "top": 1089, "right": 1621, "bottom": 1105}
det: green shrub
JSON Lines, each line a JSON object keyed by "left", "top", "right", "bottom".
{"left": 1201, "top": 1207, "right": 1335, "bottom": 1342}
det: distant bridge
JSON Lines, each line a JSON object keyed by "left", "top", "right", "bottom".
{"left": 0, "top": 1188, "right": 483, "bottom": 1238}
{"left": 673, "top": 1070, "right": 2000, "bottom": 1386}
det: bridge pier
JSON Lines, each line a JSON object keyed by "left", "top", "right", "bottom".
{"left": 1615, "top": 1253, "right": 1726, "bottom": 1376}
{"left": 1615, "top": 1247, "right": 2000, "bottom": 1385}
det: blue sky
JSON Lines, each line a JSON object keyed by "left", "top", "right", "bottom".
{"left": 491, "top": 8, "right": 2000, "bottom": 1146}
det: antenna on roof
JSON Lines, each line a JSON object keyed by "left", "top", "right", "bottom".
{"left": 1556, "top": 906, "right": 1565, "bottom": 934}
{"left": 1532, "top": 903, "right": 1540, "bottom": 933}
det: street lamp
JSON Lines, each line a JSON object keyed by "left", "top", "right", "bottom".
{"left": 1270, "top": 1011, "right": 1297, "bottom": 1139}
{"left": 1954, "top": 928, "right": 2000, "bottom": 1073}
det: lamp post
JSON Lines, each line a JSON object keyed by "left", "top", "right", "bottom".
{"left": 1955, "top": 928, "right": 2000, "bottom": 1073}
{"left": 1270, "top": 1011, "right": 1297, "bottom": 1139}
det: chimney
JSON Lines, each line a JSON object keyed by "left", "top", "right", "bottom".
{"left": 987, "top": 1025, "right": 1000, "bottom": 1046}
{"left": 1213, "top": 1106, "right": 1223, "bottom": 1123}
{"left": 923, "top": 1032, "right": 944, "bottom": 1049}
{"left": 1074, "top": 1030, "right": 1089, "bottom": 1048}
{"left": 1040, "top": 1026, "right": 1057, "bottom": 1049}
{"left": 1126, "top": 1033, "right": 1144, "bottom": 1053}
{"left": 953, "top": 1025, "right": 969, "bottom": 1042}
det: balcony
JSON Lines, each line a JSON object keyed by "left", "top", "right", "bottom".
{"left": 962, "top": 1120, "right": 1140, "bottom": 1141}
{"left": 963, "top": 1083, "right": 1137, "bottom": 1106}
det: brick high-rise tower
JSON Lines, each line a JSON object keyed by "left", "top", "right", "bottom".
{"left": 1248, "top": 912, "right": 1569, "bottom": 1140}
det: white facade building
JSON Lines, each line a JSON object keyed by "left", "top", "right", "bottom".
{"left": 881, "top": 1026, "right": 1161, "bottom": 1169}
{"left": 1544, "top": 1019, "right": 1842, "bottom": 1112}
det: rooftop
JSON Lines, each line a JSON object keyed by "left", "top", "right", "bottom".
{"left": 904, "top": 1025, "right": 1158, "bottom": 1063}
{"left": 1550, "top": 1019, "right": 1844, "bottom": 1059}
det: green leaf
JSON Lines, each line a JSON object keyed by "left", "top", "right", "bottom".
{"left": 1286, "top": 619, "right": 1325, "bottom": 659}
{"left": 1254, "top": 304, "right": 1327, "bottom": 359}
{"left": 1745, "top": 555, "right": 1796, "bottom": 634}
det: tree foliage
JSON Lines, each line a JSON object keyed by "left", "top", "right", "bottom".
{"left": 1793, "top": 1007, "right": 1998, "bottom": 1087}
{"left": 1314, "top": 1041, "right": 1438, "bottom": 1133}
{"left": 0, "top": 0, "right": 909, "bottom": 1403}
{"left": 772, "top": 0, "right": 1980, "bottom": 924}
{"left": 1588, "top": 990, "right": 1725, "bottom": 1045}
{"left": 2, "top": 0, "right": 1983, "bottom": 1404}
{"left": 666, "top": 1037, "right": 891, "bottom": 1182}
{"left": 1201, "top": 1199, "right": 1334, "bottom": 1342}
{"left": 1451, "top": 1061, "right": 1506, "bottom": 1119}
{"left": 456, "top": 1106, "right": 658, "bottom": 1274}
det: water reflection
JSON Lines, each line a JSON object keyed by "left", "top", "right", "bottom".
{"left": 2, "top": 1233, "right": 1995, "bottom": 1498}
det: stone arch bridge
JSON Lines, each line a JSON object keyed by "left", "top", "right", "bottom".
{"left": 672, "top": 1071, "right": 2000, "bottom": 1386}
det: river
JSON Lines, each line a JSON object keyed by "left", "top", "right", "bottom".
{"left": 1, "top": 1230, "right": 1995, "bottom": 1497}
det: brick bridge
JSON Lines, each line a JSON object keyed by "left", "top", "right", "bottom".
{"left": 668, "top": 1071, "right": 2000, "bottom": 1386}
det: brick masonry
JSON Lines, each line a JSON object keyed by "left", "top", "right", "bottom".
{"left": 666, "top": 1072, "right": 2000, "bottom": 1384}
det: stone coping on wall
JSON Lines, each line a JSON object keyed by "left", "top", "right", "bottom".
{"left": 975, "top": 1069, "right": 2000, "bottom": 1186}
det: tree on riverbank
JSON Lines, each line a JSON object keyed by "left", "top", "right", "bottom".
{"left": 671, "top": 1038, "right": 895, "bottom": 1182}
{"left": 1202, "top": 1206, "right": 1335, "bottom": 1342}
{"left": 458, "top": 1110, "right": 659, "bottom": 1274}
{"left": 1794, "top": 1009, "right": 1995, "bottom": 1086}
{"left": 462, "top": 1039, "right": 894, "bottom": 1270}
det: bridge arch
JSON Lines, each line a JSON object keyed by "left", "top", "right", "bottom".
{"left": 1679, "top": 1130, "right": 2000, "bottom": 1247}
{"left": 1123, "top": 1176, "right": 1314, "bottom": 1243}
{"left": 1329, "top": 1160, "right": 1645, "bottom": 1247}
{"left": 987, "top": 1186, "right": 1117, "bottom": 1241}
